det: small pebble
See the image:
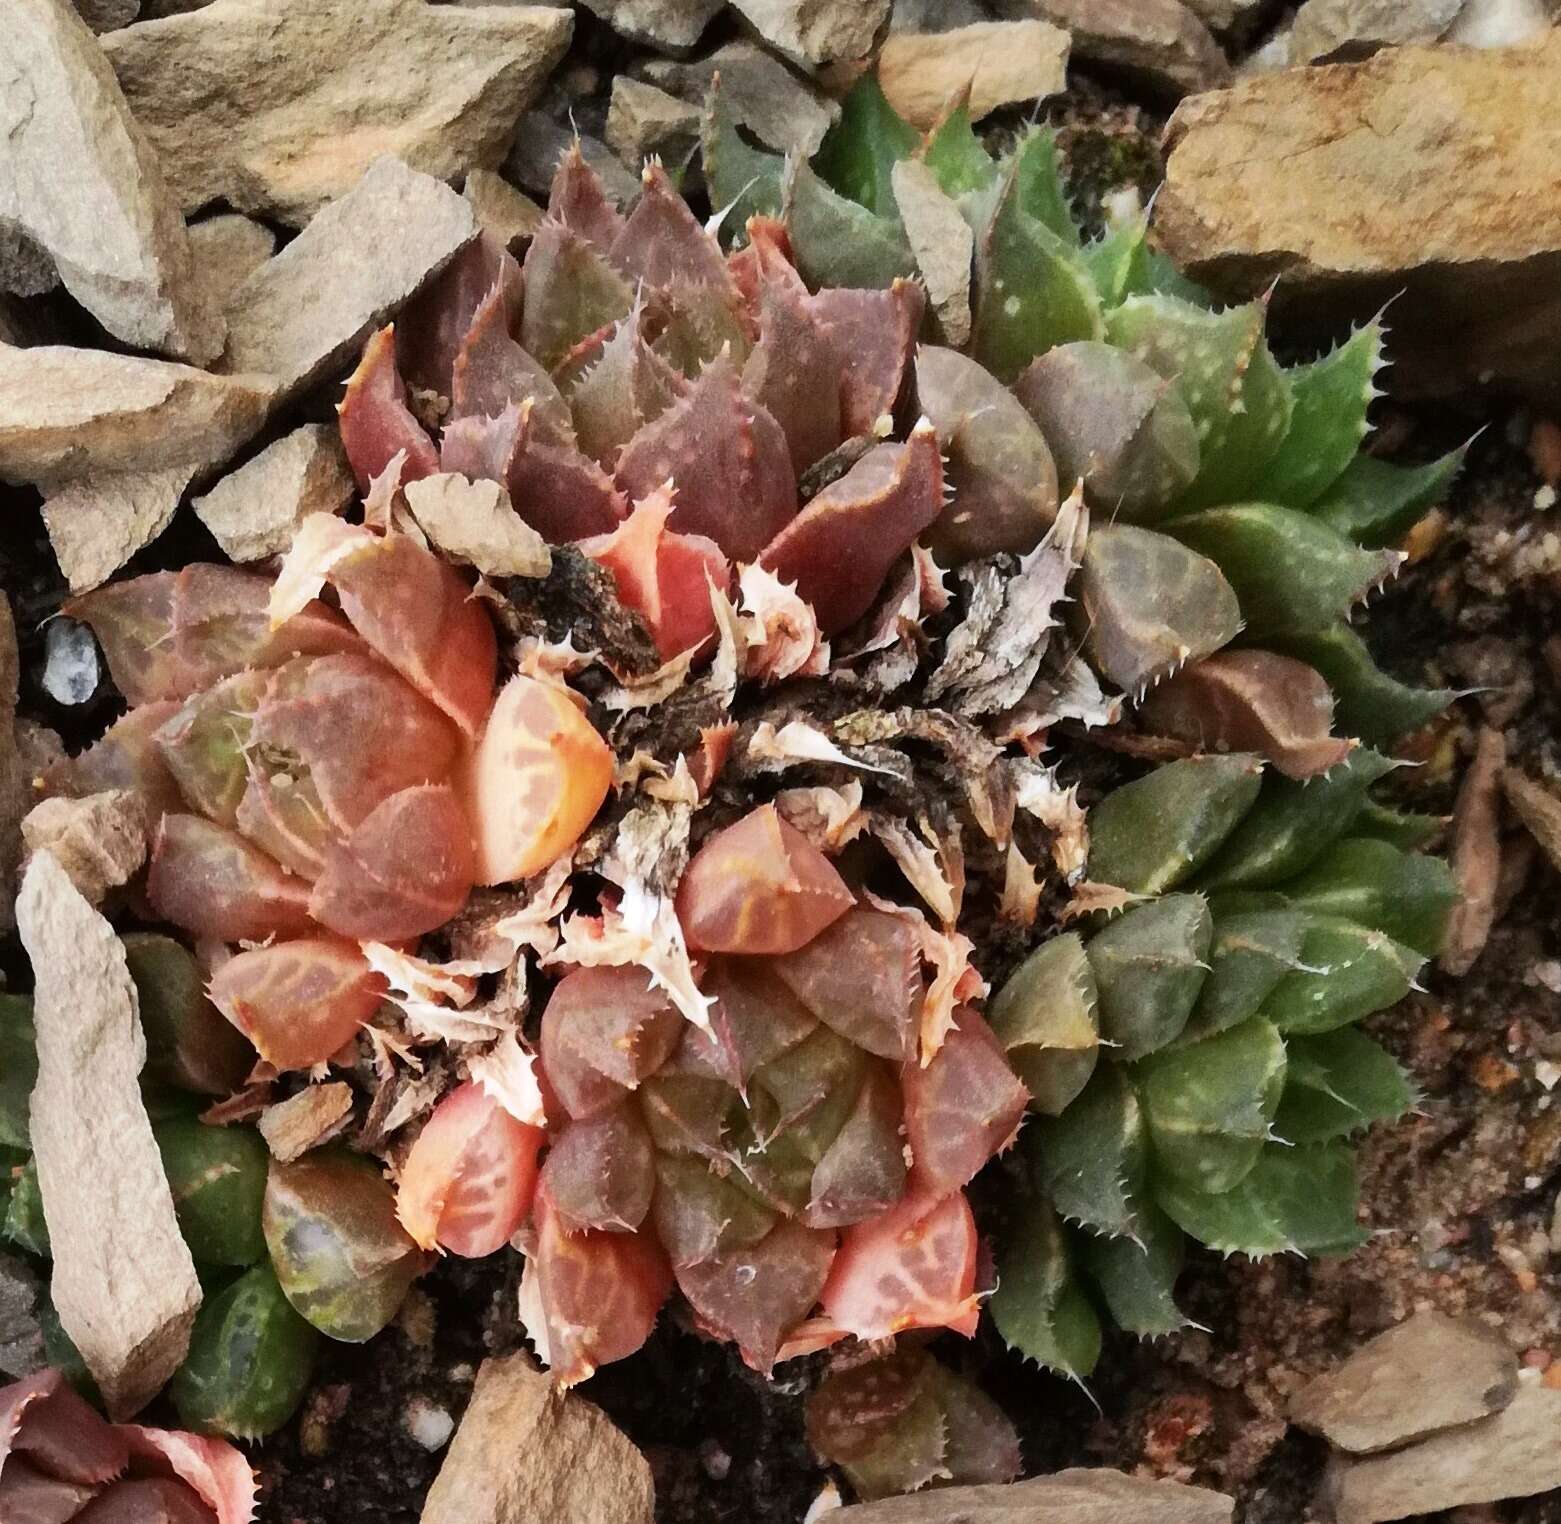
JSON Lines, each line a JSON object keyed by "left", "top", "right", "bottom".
{"left": 41, "top": 618, "right": 99, "bottom": 706}
{"left": 404, "top": 1394, "right": 455, "bottom": 1452}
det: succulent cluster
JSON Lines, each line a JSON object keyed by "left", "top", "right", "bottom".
{"left": 13, "top": 59, "right": 1464, "bottom": 1491}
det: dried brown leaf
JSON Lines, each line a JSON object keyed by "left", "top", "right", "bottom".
{"left": 258, "top": 1082, "right": 355, "bottom": 1164}
{"left": 1442, "top": 728, "right": 1506, "bottom": 975}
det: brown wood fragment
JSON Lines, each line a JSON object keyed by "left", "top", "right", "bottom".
{"left": 1503, "top": 767, "right": 1561, "bottom": 874}
{"left": 1441, "top": 728, "right": 1505, "bottom": 975}
{"left": 258, "top": 1082, "right": 355, "bottom": 1163}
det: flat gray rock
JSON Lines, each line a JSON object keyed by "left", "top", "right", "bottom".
{"left": 607, "top": 78, "right": 700, "bottom": 171}
{"left": 42, "top": 464, "right": 196, "bottom": 591}
{"left": 577, "top": 0, "right": 724, "bottom": 52}
{"left": 187, "top": 213, "right": 276, "bottom": 318}
{"left": 1290, "top": 0, "right": 1462, "bottom": 60}
{"left": 1322, "top": 1382, "right": 1561, "bottom": 1523}
{"left": 729, "top": 0, "right": 889, "bottom": 66}
{"left": 194, "top": 423, "right": 355, "bottom": 562}
{"left": 833, "top": 1469, "right": 1235, "bottom": 1522}
{"left": 218, "top": 156, "right": 477, "bottom": 405}
{"left": 2, "top": 0, "right": 221, "bottom": 361}
{"left": 1291, "top": 1310, "right": 1519, "bottom": 1455}
{"left": 506, "top": 114, "right": 641, "bottom": 205}
{"left": 103, "top": 0, "right": 572, "bottom": 227}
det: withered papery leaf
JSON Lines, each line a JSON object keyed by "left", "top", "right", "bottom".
{"left": 337, "top": 325, "right": 439, "bottom": 493}
{"left": 257, "top": 1082, "right": 355, "bottom": 1164}
{"left": 1137, "top": 649, "right": 1353, "bottom": 782}
{"left": 403, "top": 473, "right": 552, "bottom": 579}
{"left": 16, "top": 853, "right": 201, "bottom": 1418}
{"left": 759, "top": 420, "right": 944, "bottom": 637}
{"left": 1441, "top": 727, "right": 1506, "bottom": 976}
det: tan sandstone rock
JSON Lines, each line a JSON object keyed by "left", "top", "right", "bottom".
{"left": 194, "top": 424, "right": 355, "bottom": 562}
{"left": 1155, "top": 35, "right": 1561, "bottom": 399}
{"left": 102, "top": 0, "right": 573, "bottom": 227}
{"left": 729, "top": 0, "right": 890, "bottom": 67}
{"left": 187, "top": 214, "right": 276, "bottom": 318}
{"left": 463, "top": 170, "right": 543, "bottom": 251}
{"left": 2, "top": 0, "right": 221, "bottom": 361}
{"left": 832, "top": 1469, "right": 1235, "bottom": 1522}
{"left": 878, "top": 19, "right": 1070, "bottom": 128}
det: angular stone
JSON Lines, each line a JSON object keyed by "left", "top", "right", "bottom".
{"left": 0, "top": 344, "right": 273, "bottom": 487}
{"left": 832, "top": 1469, "right": 1234, "bottom": 1522}
{"left": 219, "top": 156, "right": 476, "bottom": 405}
{"left": 1290, "top": 0, "right": 1462, "bottom": 61}
{"left": 890, "top": 0, "right": 988, "bottom": 31}
{"left": 997, "top": 0, "right": 1229, "bottom": 96}
{"left": 0, "top": 226, "right": 59, "bottom": 298}
{"left": 102, "top": 0, "right": 573, "bottom": 227}
{"left": 506, "top": 114, "right": 642, "bottom": 206}
{"left": 1449, "top": 0, "right": 1553, "bottom": 45}
{"left": 194, "top": 424, "right": 355, "bottom": 563}
{"left": 728, "top": 0, "right": 890, "bottom": 67}
{"left": 577, "top": 0, "right": 723, "bottom": 52}
{"left": 606, "top": 78, "right": 700, "bottom": 170}
{"left": 0, "top": 598, "right": 18, "bottom": 934}
{"left": 41, "top": 465, "right": 196, "bottom": 592}
{"left": 421, "top": 1353, "right": 654, "bottom": 1524}
{"left": 643, "top": 41, "right": 839, "bottom": 156}
{"left": 2, "top": 0, "right": 222, "bottom": 361}
{"left": 464, "top": 169, "right": 543, "bottom": 251}
{"left": 1292, "top": 1310, "right": 1519, "bottom": 1456}
{"left": 22, "top": 790, "right": 148, "bottom": 905}
{"left": 0, "top": 1252, "right": 44, "bottom": 1379}
{"left": 258, "top": 1082, "right": 354, "bottom": 1163}
{"left": 878, "top": 20, "right": 1070, "bottom": 128}
{"left": 892, "top": 159, "right": 972, "bottom": 347}
{"left": 1180, "top": 0, "right": 1268, "bottom": 30}
{"left": 1155, "top": 36, "right": 1561, "bottom": 399}
{"left": 187, "top": 213, "right": 276, "bottom": 318}
{"left": 1322, "top": 1382, "right": 1561, "bottom": 1524}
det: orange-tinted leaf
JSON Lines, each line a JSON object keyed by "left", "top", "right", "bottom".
{"left": 147, "top": 813, "right": 313, "bottom": 941}
{"left": 71, "top": 1476, "right": 215, "bottom": 1521}
{"left": 0, "top": 1368, "right": 128, "bottom": 1484}
{"left": 337, "top": 325, "right": 439, "bottom": 493}
{"left": 208, "top": 937, "right": 386, "bottom": 1072}
{"left": 528, "top": 1199, "right": 671, "bottom": 1387}
{"left": 615, "top": 353, "right": 797, "bottom": 563}
{"left": 540, "top": 965, "right": 684, "bottom": 1121}
{"left": 326, "top": 532, "right": 497, "bottom": 738}
{"left": 440, "top": 401, "right": 627, "bottom": 543}
{"left": 758, "top": 419, "right": 944, "bottom": 636}
{"left": 578, "top": 485, "right": 731, "bottom": 662}
{"left": 903, "top": 1008, "right": 1027, "bottom": 1194}
{"left": 819, "top": 1190, "right": 979, "bottom": 1340}
{"left": 675, "top": 804, "right": 854, "bottom": 955}
{"left": 1138, "top": 648, "right": 1355, "bottom": 781}
{"left": 397, "top": 1081, "right": 544, "bottom": 1257}
{"left": 537, "top": 1102, "right": 655, "bottom": 1234}
{"left": 459, "top": 673, "right": 612, "bottom": 886}
{"left": 308, "top": 783, "right": 475, "bottom": 941}
{"left": 118, "top": 1426, "right": 256, "bottom": 1524}
{"left": 676, "top": 1218, "right": 836, "bottom": 1374}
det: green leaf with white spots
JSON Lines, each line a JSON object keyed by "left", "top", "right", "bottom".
{"left": 1078, "top": 1204, "right": 1187, "bottom": 1337}
{"left": 814, "top": 74, "right": 920, "bottom": 219}
{"left": 1283, "top": 837, "right": 1458, "bottom": 958}
{"left": 1182, "top": 908, "right": 1308, "bottom": 1041}
{"left": 921, "top": 101, "right": 998, "bottom": 201}
{"left": 173, "top": 1262, "right": 320, "bottom": 1439}
{"left": 1275, "top": 1028, "right": 1415, "bottom": 1144}
{"left": 1140, "top": 249, "right": 1214, "bottom": 306}
{"left": 1192, "top": 748, "right": 1399, "bottom": 892}
{"left": 1311, "top": 447, "right": 1465, "bottom": 548}
{"left": 786, "top": 159, "right": 917, "bottom": 290}
{"left": 989, "top": 1187, "right": 1102, "bottom": 1379}
{"left": 1169, "top": 504, "right": 1403, "bottom": 639}
{"left": 702, "top": 76, "right": 784, "bottom": 236}
{"left": 1137, "top": 1017, "right": 1287, "bottom": 1196}
{"left": 1156, "top": 1140, "right": 1365, "bottom": 1258}
{"left": 1105, "top": 296, "right": 1292, "bottom": 509}
{"left": 971, "top": 141, "right": 1102, "bottom": 383}
{"left": 1267, "top": 624, "right": 1455, "bottom": 745}
{"left": 1088, "top": 754, "right": 1264, "bottom": 895}
{"left": 1007, "top": 129, "right": 1079, "bottom": 247}
{"left": 155, "top": 1118, "right": 268, "bottom": 1267}
{"left": 988, "top": 931, "right": 1100, "bottom": 1116}
{"left": 1083, "top": 216, "right": 1151, "bottom": 308}
{"left": 1254, "top": 324, "right": 1384, "bottom": 507}
{"left": 1262, "top": 914, "right": 1422, "bottom": 1036}
{"left": 1032, "top": 1066, "right": 1147, "bottom": 1236}
{"left": 1087, "top": 895, "right": 1212, "bottom": 1062}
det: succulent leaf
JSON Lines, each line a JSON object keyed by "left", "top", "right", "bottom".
{"left": 1169, "top": 504, "right": 1402, "bottom": 640}
{"left": 916, "top": 345, "right": 1059, "bottom": 562}
{"left": 5, "top": 1158, "right": 48, "bottom": 1256}
{"left": 703, "top": 76, "right": 785, "bottom": 235}
{"left": 1253, "top": 323, "right": 1383, "bottom": 507}
{"left": 1261, "top": 915, "right": 1421, "bottom": 1036}
{"left": 1077, "top": 1203, "right": 1187, "bottom": 1337}
{"left": 1087, "top": 754, "right": 1264, "bottom": 895}
{"left": 1104, "top": 296, "right": 1291, "bottom": 509}
{"left": 1031, "top": 1066, "right": 1147, "bottom": 1237}
{"left": 1183, "top": 908, "right": 1307, "bottom": 1041}
{"left": 1283, "top": 837, "right": 1458, "bottom": 958}
{"left": 0, "top": 995, "right": 37, "bottom": 1151}
{"left": 154, "top": 1119, "right": 268, "bottom": 1267}
{"left": 519, "top": 221, "right": 635, "bottom": 375}
{"left": 1275, "top": 1028, "right": 1415, "bottom": 1144}
{"left": 786, "top": 159, "right": 917, "bottom": 291}
{"left": 1156, "top": 1140, "right": 1365, "bottom": 1258}
{"left": 1013, "top": 343, "right": 1200, "bottom": 522}
{"left": 1007, "top": 129, "right": 1079, "bottom": 249}
{"left": 921, "top": 101, "right": 999, "bottom": 202}
{"left": 1087, "top": 894, "right": 1213, "bottom": 1062}
{"left": 1351, "top": 799, "right": 1446, "bottom": 851}
{"left": 1267, "top": 623, "right": 1455, "bottom": 746}
{"left": 989, "top": 1186, "right": 1101, "bottom": 1379}
{"left": 813, "top": 74, "right": 920, "bottom": 220}
{"left": 172, "top": 1263, "right": 319, "bottom": 1439}
{"left": 1311, "top": 447, "right": 1465, "bottom": 548}
{"left": 971, "top": 138, "right": 1102, "bottom": 383}
{"left": 987, "top": 931, "right": 1100, "bottom": 1116}
{"left": 1191, "top": 748, "right": 1397, "bottom": 892}
{"left": 1135, "top": 1016, "right": 1287, "bottom": 1196}
{"left": 1083, "top": 216, "right": 1152, "bottom": 308}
